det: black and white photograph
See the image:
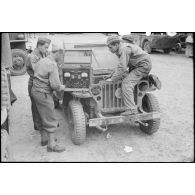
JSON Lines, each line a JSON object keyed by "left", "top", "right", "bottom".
{"left": 1, "top": 32, "right": 194, "bottom": 162}
{"left": 0, "top": 1, "right": 195, "bottom": 195}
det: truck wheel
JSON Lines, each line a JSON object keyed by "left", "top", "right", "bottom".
{"left": 139, "top": 93, "right": 160, "bottom": 134}
{"left": 163, "top": 49, "right": 171, "bottom": 54}
{"left": 10, "top": 49, "right": 27, "bottom": 76}
{"left": 68, "top": 100, "right": 86, "bottom": 145}
{"left": 143, "top": 40, "right": 152, "bottom": 53}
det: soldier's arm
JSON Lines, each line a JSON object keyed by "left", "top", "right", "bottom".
{"left": 49, "top": 64, "right": 65, "bottom": 92}
{"left": 111, "top": 47, "right": 131, "bottom": 82}
{"left": 1, "top": 67, "right": 10, "bottom": 111}
{"left": 30, "top": 54, "right": 39, "bottom": 70}
{"left": 26, "top": 54, "right": 39, "bottom": 77}
{"left": 26, "top": 55, "right": 34, "bottom": 77}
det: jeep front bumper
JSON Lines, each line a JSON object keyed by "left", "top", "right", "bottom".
{"left": 89, "top": 112, "right": 160, "bottom": 127}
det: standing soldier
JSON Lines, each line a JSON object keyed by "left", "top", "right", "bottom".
{"left": 26, "top": 37, "right": 51, "bottom": 131}
{"left": 1, "top": 33, "right": 16, "bottom": 161}
{"left": 106, "top": 35, "right": 161, "bottom": 116}
{"left": 31, "top": 44, "right": 66, "bottom": 153}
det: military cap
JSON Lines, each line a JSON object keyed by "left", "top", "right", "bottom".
{"left": 106, "top": 35, "right": 120, "bottom": 45}
{"left": 38, "top": 37, "right": 51, "bottom": 44}
{"left": 52, "top": 44, "right": 64, "bottom": 52}
{"left": 122, "top": 34, "right": 135, "bottom": 43}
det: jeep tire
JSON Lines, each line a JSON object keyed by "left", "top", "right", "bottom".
{"left": 143, "top": 40, "right": 152, "bottom": 54}
{"left": 139, "top": 93, "right": 160, "bottom": 134}
{"left": 163, "top": 48, "right": 171, "bottom": 54}
{"left": 68, "top": 100, "right": 86, "bottom": 145}
{"left": 10, "top": 49, "right": 27, "bottom": 76}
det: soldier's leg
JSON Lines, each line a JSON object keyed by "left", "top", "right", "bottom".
{"left": 28, "top": 83, "right": 42, "bottom": 130}
{"left": 32, "top": 92, "right": 58, "bottom": 133}
{"left": 121, "top": 61, "right": 152, "bottom": 115}
{"left": 122, "top": 69, "right": 143, "bottom": 112}
{"left": 31, "top": 90, "right": 65, "bottom": 152}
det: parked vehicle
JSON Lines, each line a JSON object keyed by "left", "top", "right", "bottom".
{"left": 9, "top": 33, "right": 28, "bottom": 76}
{"left": 122, "top": 33, "right": 180, "bottom": 54}
{"left": 61, "top": 49, "right": 161, "bottom": 145}
{"left": 185, "top": 33, "right": 193, "bottom": 57}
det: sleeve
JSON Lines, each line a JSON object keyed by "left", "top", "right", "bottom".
{"left": 49, "top": 64, "right": 65, "bottom": 92}
{"left": 26, "top": 55, "right": 34, "bottom": 77}
{"left": 30, "top": 54, "right": 39, "bottom": 70}
{"left": 111, "top": 47, "right": 131, "bottom": 82}
{"left": 26, "top": 54, "right": 39, "bottom": 77}
{"left": 1, "top": 67, "right": 10, "bottom": 111}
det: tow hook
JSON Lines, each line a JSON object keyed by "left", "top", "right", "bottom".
{"left": 95, "top": 112, "right": 108, "bottom": 131}
{"left": 136, "top": 120, "right": 148, "bottom": 127}
{"left": 96, "top": 125, "right": 108, "bottom": 132}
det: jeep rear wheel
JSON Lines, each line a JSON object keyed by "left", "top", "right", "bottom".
{"left": 163, "top": 48, "right": 171, "bottom": 54}
{"left": 68, "top": 100, "right": 86, "bottom": 145}
{"left": 10, "top": 49, "right": 27, "bottom": 76}
{"left": 139, "top": 93, "right": 160, "bottom": 134}
{"left": 143, "top": 40, "right": 152, "bottom": 54}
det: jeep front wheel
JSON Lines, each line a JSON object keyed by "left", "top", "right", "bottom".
{"left": 139, "top": 93, "right": 160, "bottom": 134}
{"left": 67, "top": 100, "right": 86, "bottom": 145}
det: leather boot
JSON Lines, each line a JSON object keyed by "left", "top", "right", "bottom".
{"left": 47, "top": 132, "right": 65, "bottom": 153}
{"left": 40, "top": 130, "right": 48, "bottom": 146}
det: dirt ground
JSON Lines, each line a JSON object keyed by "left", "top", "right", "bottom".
{"left": 9, "top": 34, "right": 194, "bottom": 162}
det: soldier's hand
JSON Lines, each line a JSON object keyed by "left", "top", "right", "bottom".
{"left": 106, "top": 78, "right": 112, "bottom": 82}
{"left": 104, "top": 74, "right": 112, "bottom": 80}
{"left": 60, "top": 85, "right": 66, "bottom": 91}
{"left": 62, "top": 85, "right": 66, "bottom": 90}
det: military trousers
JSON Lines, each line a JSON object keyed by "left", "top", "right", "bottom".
{"left": 31, "top": 88, "right": 58, "bottom": 133}
{"left": 122, "top": 61, "right": 152, "bottom": 110}
{"left": 28, "top": 80, "right": 42, "bottom": 130}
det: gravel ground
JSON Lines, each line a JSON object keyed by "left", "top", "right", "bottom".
{"left": 8, "top": 34, "right": 194, "bottom": 162}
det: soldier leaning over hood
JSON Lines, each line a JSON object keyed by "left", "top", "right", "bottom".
{"left": 106, "top": 35, "right": 161, "bottom": 116}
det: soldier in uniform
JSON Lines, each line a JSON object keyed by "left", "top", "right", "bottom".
{"left": 31, "top": 44, "right": 66, "bottom": 153}
{"left": 26, "top": 37, "right": 51, "bottom": 131}
{"left": 106, "top": 35, "right": 161, "bottom": 116}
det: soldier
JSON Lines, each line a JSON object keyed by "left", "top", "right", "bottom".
{"left": 1, "top": 33, "right": 15, "bottom": 161}
{"left": 31, "top": 44, "right": 66, "bottom": 153}
{"left": 106, "top": 35, "right": 161, "bottom": 116}
{"left": 26, "top": 37, "right": 51, "bottom": 131}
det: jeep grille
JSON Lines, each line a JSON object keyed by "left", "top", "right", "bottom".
{"left": 101, "top": 82, "right": 126, "bottom": 113}
{"left": 63, "top": 69, "right": 90, "bottom": 88}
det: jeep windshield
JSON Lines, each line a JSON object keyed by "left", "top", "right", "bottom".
{"left": 64, "top": 45, "right": 118, "bottom": 74}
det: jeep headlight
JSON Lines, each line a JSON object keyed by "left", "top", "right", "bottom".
{"left": 81, "top": 72, "right": 88, "bottom": 77}
{"left": 64, "top": 72, "right": 71, "bottom": 77}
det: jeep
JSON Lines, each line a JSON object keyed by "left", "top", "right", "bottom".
{"left": 61, "top": 49, "right": 161, "bottom": 145}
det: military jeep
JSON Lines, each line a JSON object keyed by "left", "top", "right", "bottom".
{"left": 61, "top": 49, "right": 160, "bottom": 145}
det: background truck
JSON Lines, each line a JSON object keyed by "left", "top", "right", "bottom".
{"left": 123, "top": 33, "right": 184, "bottom": 54}
{"left": 9, "top": 33, "right": 28, "bottom": 76}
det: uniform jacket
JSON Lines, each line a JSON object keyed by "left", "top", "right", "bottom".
{"left": 111, "top": 43, "right": 151, "bottom": 81}
{"left": 33, "top": 55, "right": 64, "bottom": 94}
{"left": 1, "top": 67, "right": 10, "bottom": 111}
{"left": 26, "top": 48, "right": 46, "bottom": 85}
